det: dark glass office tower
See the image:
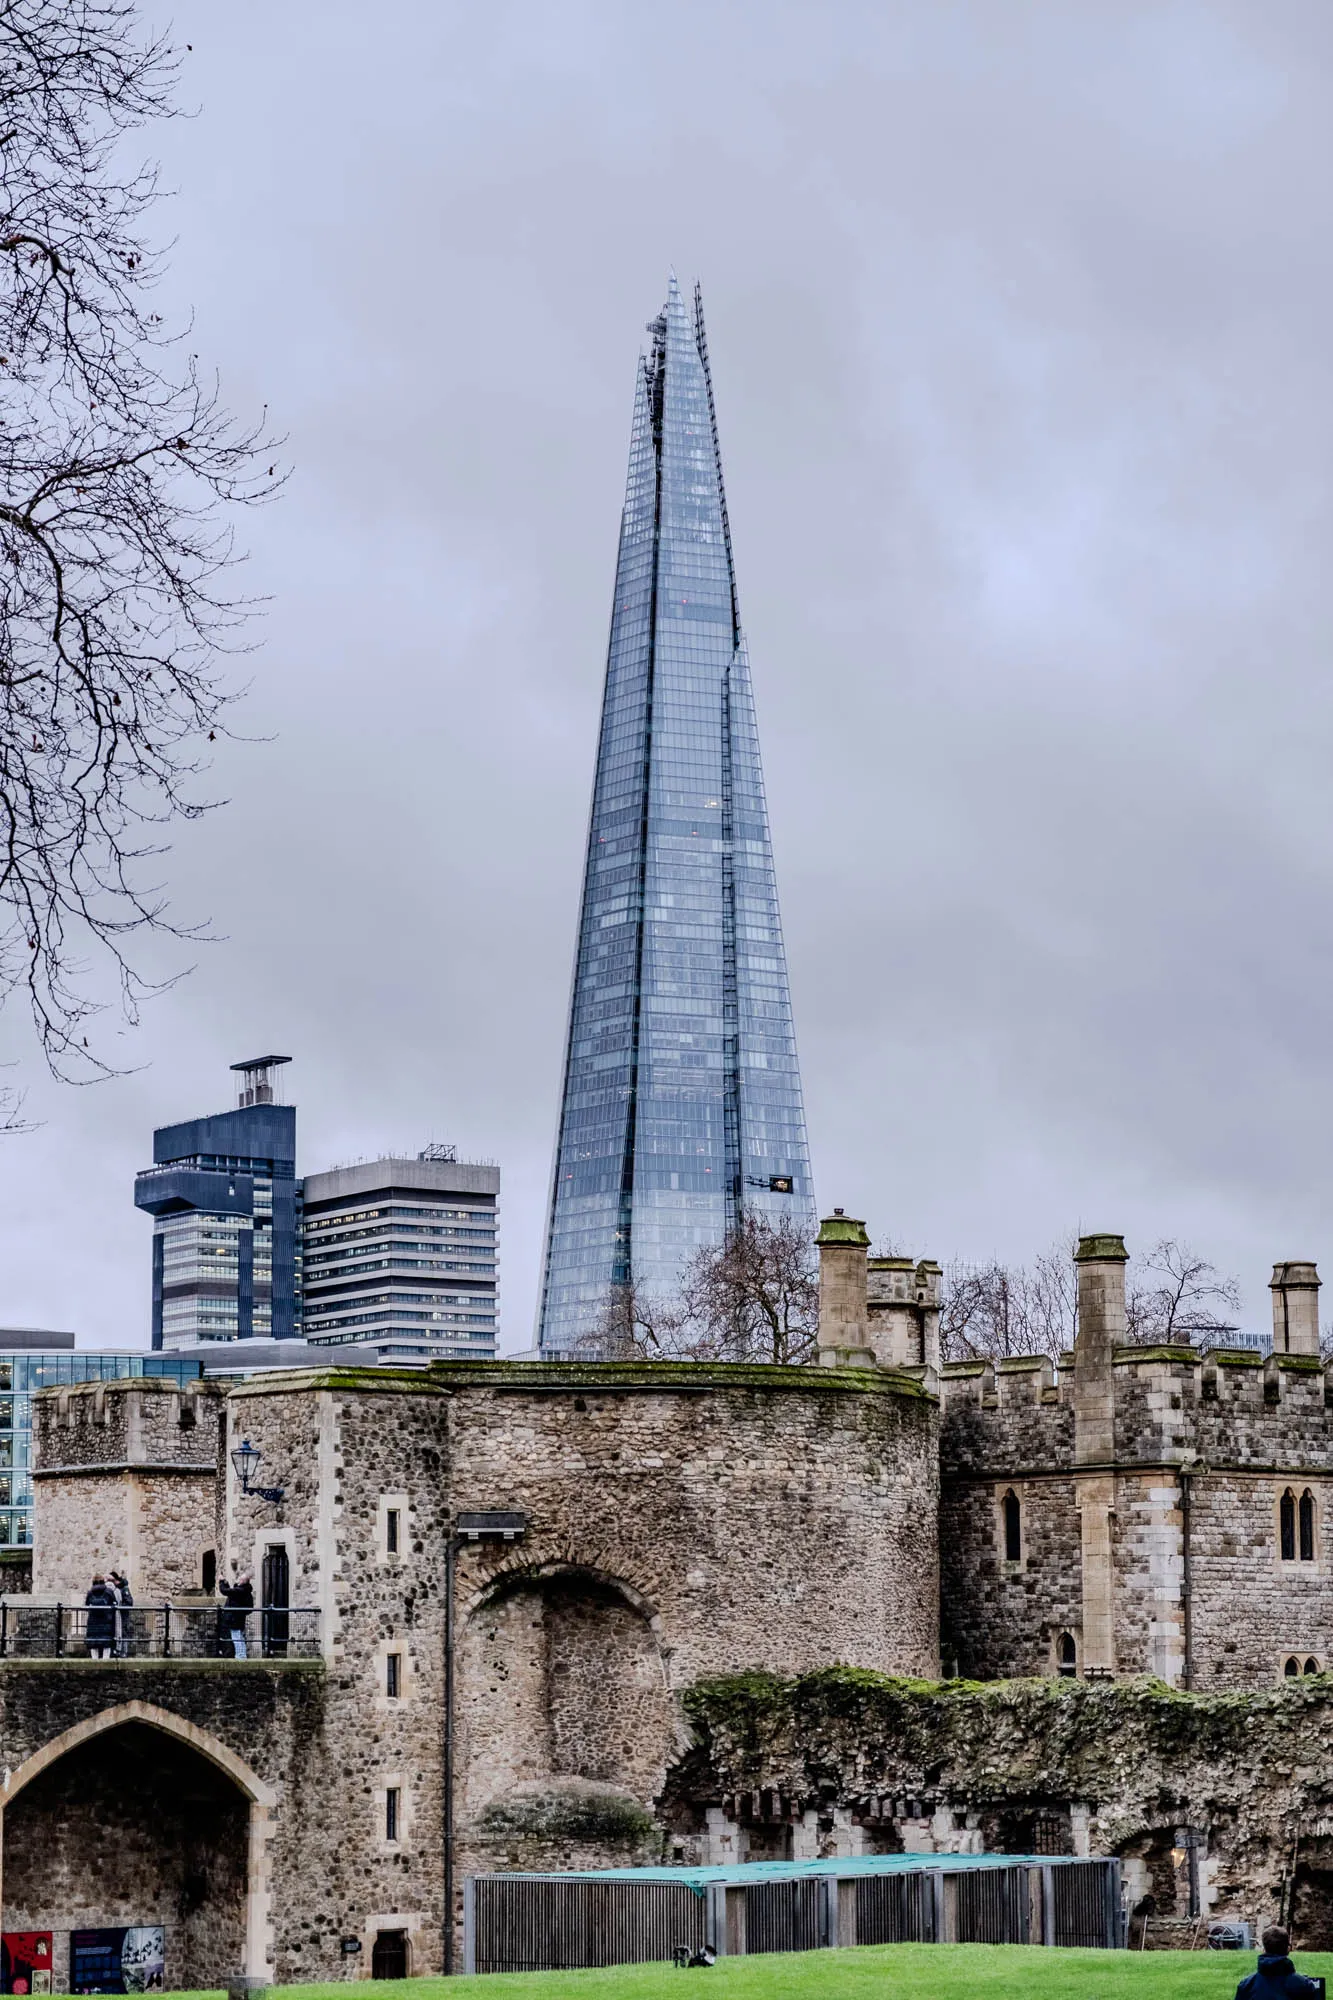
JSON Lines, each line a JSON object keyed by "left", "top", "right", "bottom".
{"left": 134, "top": 1057, "right": 299, "bottom": 1347}
{"left": 538, "top": 277, "right": 815, "bottom": 1353}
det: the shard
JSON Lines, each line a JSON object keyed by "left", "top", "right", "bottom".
{"left": 537, "top": 277, "right": 816, "bottom": 1353}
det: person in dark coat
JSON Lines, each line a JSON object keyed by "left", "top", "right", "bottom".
{"left": 84, "top": 1573, "right": 117, "bottom": 1658}
{"left": 109, "top": 1568, "right": 133, "bottom": 1658}
{"left": 1235, "top": 1926, "right": 1322, "bottom": 2000}
{"left": 219, "top": 1569, "right": 254, "bottom": 1659}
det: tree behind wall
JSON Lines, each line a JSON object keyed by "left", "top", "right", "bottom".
{"left": 0, "top": 1, "right": 277, "bottom": 1108}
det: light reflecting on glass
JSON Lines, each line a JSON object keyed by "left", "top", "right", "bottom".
{"left": 538, "top": 279, "right": 815, "bottom": 1351}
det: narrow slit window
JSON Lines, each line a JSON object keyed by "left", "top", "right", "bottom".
{"left": 385, "top": 1787, "right": 400, "bottom": 1841}
{"left": 1281, "top": 1490, "right": 1297, "bottom": 1562}
{"left": 201, "top": 1549, "right": 216, "bottom": 1595}
{"left": 1057, "top": 1632, "right": 1077, "bottom": 1678}
{"left": 1002, "top": 1489, "right": 1022, "bottom": 1564}
{"left": 386, "top": 1651, "right": 401, "bottom": 1698}
{"left": 1300, "top": 1490, "right": 1316, "bottom": 1563}
{"left": 386, "top": 1508, "right": 400, "bottom": 1556}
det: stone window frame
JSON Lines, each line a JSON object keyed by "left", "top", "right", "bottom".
{"left": 1275, "top": 1485, "right": 1321, "bottom": 1572}
{"left": 372, "top": 1635, "right": 414, "bottom": 1711}
{"left": 998, "top": 1485, "right": 1024, "bottom": 1573}
{"left": 1280, "top": 1653, "right": 1323, "bottom": 1681}
{"left": 1055, "top": 1630, "right": 1079, "bottom": 1679}
{"left": 377, "top": 1492, "right": 409, "bottom": 1566}
{"left": 376, "top": 1773, "right": 409, "bottom": 1850}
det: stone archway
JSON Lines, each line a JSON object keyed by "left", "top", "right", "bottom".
{"left": 1, "top": 1703, "right": 273, "bottom": 1988}
{"left": 459, "top": 1563, "right": 676, "bottom": 1867}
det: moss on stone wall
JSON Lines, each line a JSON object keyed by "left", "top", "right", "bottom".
{"left": 677, "top": 1667, "right": 1333, "bottom": 1850}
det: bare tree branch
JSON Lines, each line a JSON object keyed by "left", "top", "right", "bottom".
{"left": 0, "top": 1, "right": 281, "bottom": 1109}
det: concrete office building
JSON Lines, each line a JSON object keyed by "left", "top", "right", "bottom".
{"left": 301, "top": 1149, "right": 499, "bottom": 1359}
{"left": 134, "top": 1058, "right": 300, "bottom": 1349}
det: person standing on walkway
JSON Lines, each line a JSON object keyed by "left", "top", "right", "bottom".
{"left": 109, "top": 1568, "right": 133, "bottom": 1658}
{"left": 220, "top": 1569, "right": 254, "bottom": 1658}
{"left": 84, "top": 1573, "right": 117, "bottom": 1659}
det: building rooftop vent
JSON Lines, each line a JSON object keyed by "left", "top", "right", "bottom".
{"left": 419, "top": 1142, "right": 458, "bottom": 1163}
{"left": 230, "top": 1055, "right": 292, "bottom": 1109}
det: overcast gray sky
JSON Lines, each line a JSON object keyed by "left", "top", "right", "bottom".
{"left": 2, "top": 0, "right": 1332, "bottom": 1349}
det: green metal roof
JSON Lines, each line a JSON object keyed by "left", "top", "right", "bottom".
{"left": 479, "top": 1852, "right": 1100, "bottom": 1892}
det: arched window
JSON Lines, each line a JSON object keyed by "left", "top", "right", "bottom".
{"left": 1281, "top": 1490, "right": 1297, "bottom": 1562}
{"left": 1306, "top": 1658, "right": 1320, "bottom": 1677}
{"left": 1057, "top": 1632, "right": 1077, "bottom": 1678}
{"left": 1002, "top": 1489, "right": 1022, "bottom": 1564}
{"left": 1300, "top": 1490, "right": 1316, "bottom": 1563}
{"left": 1285, "top": 1656, "right": 1300, "bottom": 1677}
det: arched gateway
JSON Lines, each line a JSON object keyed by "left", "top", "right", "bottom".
{"left": 1, "top": 1702, "right": 273, "bottom": 1990}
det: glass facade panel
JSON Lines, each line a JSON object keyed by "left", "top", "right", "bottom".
{"left": 538, "top": 278, "right": 815, "bottom": 1351}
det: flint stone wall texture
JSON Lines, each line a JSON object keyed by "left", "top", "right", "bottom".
{"left": 940, "top": 1350, "right": 1333, "bottom": 1690}
{"left": 212, "top": 1360, "right": 938, "bottom": 1975}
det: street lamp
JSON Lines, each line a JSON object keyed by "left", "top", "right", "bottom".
{"left": 443, "top": 1508, "right": 528, "bottom": 1975}
{"left": 229, "top": 1438, "right": 285, "bottom": 1504}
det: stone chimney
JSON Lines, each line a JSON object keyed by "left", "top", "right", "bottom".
{"left": 1073, "top": 1232, "right": 1127, "bottom": 1678}
{"left": 816, "top": 1210, "right": 873, "bottom": 1366}
{"left": 1270, "top": 1262, "right": 1321, "bottom": 1357}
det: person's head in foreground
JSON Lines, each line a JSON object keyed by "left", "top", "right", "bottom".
{"left": 1236, "top": 1923, "right": 1321, "bottom": 2000}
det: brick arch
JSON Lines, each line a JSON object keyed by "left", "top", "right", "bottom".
{"left": 0, "top": 1699, "right": 276, "bottom": 1807}
{"left": 464, "top": 1554, "right": 664, "bottom": 1631}
{"left": 462, "top": 1552, "right": 664, "bottom": 1632}
{"left": 0, "top": 1702, "right": 275, "bottom": 1979}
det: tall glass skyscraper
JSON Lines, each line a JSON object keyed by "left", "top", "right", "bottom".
{"left": 538, "top": 276, "right": 815, "bottom": 1353}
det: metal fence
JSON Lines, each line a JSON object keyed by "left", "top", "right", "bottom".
{"left": 0, "top": 1601, "right": 320, "bottom": 1660}
{"left": 465, "top": 1857, "right": 1123, "bottom": 1974}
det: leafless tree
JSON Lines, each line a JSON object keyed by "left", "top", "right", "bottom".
{"left": 678, "top": 1211, "right": 820, "bottom": 1364}
{"left": 1124, "top": 1239, "right": 1240, "bottom": 1346}
{"left": 939, "top": 1237, "right": 1079, "bottom": 1365}
{"left": 579, "top": 1280, "right": 683, "bottom": 1361}
{"left": 0, "top": 2, "right": 279, "bottom": 1110}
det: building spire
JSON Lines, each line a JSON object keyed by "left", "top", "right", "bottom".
{"left": 537, "top": 283, "right": 815, "bottom": 1355}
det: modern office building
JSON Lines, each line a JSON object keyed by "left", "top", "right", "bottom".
{"left": 300, "top": 1149, "right": 499, "bottom": 1359}
{"left": 537, "top": 277, "right": 815, "bottom": 1352}
{"left": 0, "top": 1330, "right": 199, "bottom": 1553}
{"left": 134, "top": 1057, "right": 300, "bottom": 1349}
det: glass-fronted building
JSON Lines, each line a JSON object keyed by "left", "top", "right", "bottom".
{"left": 134, "top": 1057, "right": 300, "bottom": 1348}
{"left": 0, "top": 1332, "right": 200, "bottom": 1551}
{"left": 538, "top": 277, "right": 815, "bottom": 1352}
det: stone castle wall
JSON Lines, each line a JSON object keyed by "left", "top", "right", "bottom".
{"left": 941, "top": 1344, "right": 1333, "bottom": 1688}
{"left": 32, "top": 1380, "right": 223, "bottom": 1602}
{"left": 203, "top": 1357, "right": 939, "bottom": 1976}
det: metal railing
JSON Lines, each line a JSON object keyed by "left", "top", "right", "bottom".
{"left": 0, "top": 1601, "right": 320, "bottom": 1660}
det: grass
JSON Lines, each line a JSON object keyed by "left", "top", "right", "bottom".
{"left": 168, "top": 1943, "right": 1333, "bottom": 2000}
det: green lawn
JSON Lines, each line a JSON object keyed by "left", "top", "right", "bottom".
{"left": 174, "top": 1943, "right": 1333, "bottom": 2000}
